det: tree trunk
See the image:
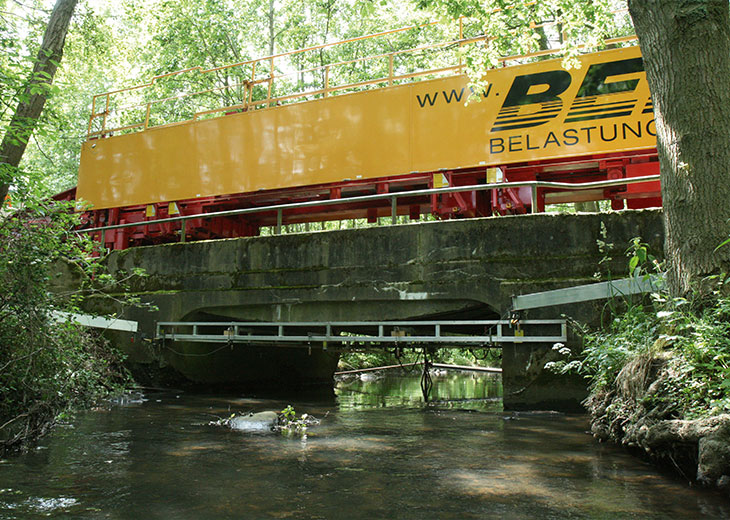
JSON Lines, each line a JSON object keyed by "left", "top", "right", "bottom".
{"left": 0, "top": 0, "right": 78, "bottom": 205}
{"left": 268, "top": 0, "right": 275, "bottom": 57}
{"left": 628, "top": 0, "right": 730, "bottom": 296}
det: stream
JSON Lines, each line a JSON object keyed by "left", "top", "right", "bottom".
{"left": 1, "top": 370, "right": 728, "bottom": 519}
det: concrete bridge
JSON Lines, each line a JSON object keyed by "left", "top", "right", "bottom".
{"left": 91, "top": 209, "right": 664, "bottom": 410}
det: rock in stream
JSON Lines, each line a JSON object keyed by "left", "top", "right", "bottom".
{"left": 226, "top": 411, "right": 279, "bottom": 433}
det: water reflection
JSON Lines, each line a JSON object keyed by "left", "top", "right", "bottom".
{"left": 335, "top": 369, "right": 503, "bottom": 410}
{"left": 0, "top": 371, "right": 728, "bottom": 519}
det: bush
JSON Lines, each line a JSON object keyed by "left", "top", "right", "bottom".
{"left": 552, "top": 278, "right": 730, "bottom": 421}
{"left": 0, "top": 203, "right": 130, "bottom": 454}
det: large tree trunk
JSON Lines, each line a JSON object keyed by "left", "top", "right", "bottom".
{"left": 0, "top": 0, "right": 78, "bottom": 205}
{"left": 628, "top": 0, "right": 730, "bottom": 296}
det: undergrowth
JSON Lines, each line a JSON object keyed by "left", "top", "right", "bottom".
{"left": 548, "top": 235, "right": 730, "bottom": 422}
{"left": 0, "top": 202, "right": 133, "bottom": 455}
{"left": 580, "top": 290, "right": 730, "bottom": 419}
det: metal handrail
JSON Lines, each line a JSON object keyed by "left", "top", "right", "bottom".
{"left": 157, "top": 319, "right": 566, "bottom": 327}
{"left": 86, "top": 9, "right": 634, "bottom": 139}
{"left": 155, "top": 318, "right": 568, "bottom": 346}
{"left": 87, "top": 20, "right": 447, "bottom": 137}
{"left": 105, "top": 36, "right": 473, "bottom": 116}
{"left": 76, "top": 174, "right": 661, "bottom": 237}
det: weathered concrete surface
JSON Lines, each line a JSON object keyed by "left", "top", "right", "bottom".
{"left": 97, "top": 209, "right": 664, "bottom": 409}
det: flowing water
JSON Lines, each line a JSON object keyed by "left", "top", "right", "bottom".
{"left": 1, "top": 370, "right": 728, "bottom": 519}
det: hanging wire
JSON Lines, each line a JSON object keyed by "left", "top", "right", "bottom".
{"left": 420, "top": 347, "right": 433, "bottom": 403}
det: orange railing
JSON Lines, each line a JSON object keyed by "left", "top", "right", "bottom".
{"left": 86, "top": 11, "right": 634, "bottom": 140}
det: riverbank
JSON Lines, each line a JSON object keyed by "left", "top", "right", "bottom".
{"left": 586, "top": 359, "right": 730, "bottom": 489}
{"left": 0, "top": 208, "right": 131, "bottom": 456}
{"left": 561, "top": 286, "right": 730, "bottom": 492}
{"left": 0, "top": 322, "right": 131, "bottom": 456}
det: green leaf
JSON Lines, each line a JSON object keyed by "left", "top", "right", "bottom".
{"left": 715, "top": 237, "right": 730, "bottom": 252}
{"left": 629, "top": 255, "right": 639, "bottom": 274}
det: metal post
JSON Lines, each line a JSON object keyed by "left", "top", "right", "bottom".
{"left": 102, "top": 94, "right": 110, "bottom": 134}
{"left": 267, "top": 57, "right": 274, "bottom": 106}
{"left": 144, "top": 103, "right": 151, "bottom": 130}
{"left": 180, "top": 219, "right": 186, "bottom": 242}
{"left": 420, "top": 347, "right": 433, "bottom": 403}
{"left": 248, "top": 61, "right": 257, "bottom": 107}
{"left": 531, "top": 185, "right": 538, "bottom": 214}
{"left": 324, "top": 65, "right": 330, "bottom": 97}
{"left": 275, "top": 209, "right": 282, "bottom": 234}
{"left": 391, "top": 196, "right": 397, "bottom": 224}
{"left": 86, "top": 112, "right": 95, "bottom": 139}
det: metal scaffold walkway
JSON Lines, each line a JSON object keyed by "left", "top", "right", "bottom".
{"left": 155, "top": 319, "right": 567, "bottom": 349}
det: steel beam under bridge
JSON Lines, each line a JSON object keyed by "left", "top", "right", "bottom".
{"left": 155, "top": 320, "right": 567, "bottom": 349}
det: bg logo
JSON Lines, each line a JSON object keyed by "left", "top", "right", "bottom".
{"left": 491, "top": 57, "right": 646, "bottom": 132}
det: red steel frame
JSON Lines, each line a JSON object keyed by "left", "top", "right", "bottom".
{"left": 57, "top": 148, "right": 661, "bottom": 251}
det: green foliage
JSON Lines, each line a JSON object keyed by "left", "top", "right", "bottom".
{"left": 278, "top": 405, "right": 318, "bottom": 435}
{"left": 414, "top": 0, "right": 632, "bottom": 98}
{"left": 15, "top": 2, "right": 125, "bottom": 198}
{"left": 280, "top": 404, "right": 296, "bottom": 421}
{"left": 570, "top": 305, "right": 660, "bottom": 389}
{"left": 716, "top": 235, "right": 730, "bottom": 253}
{"left": 550, "top": 276, "right": 730, "bottom": 419}
{"left": 0, "top": 202, "right": 131, "bottom": 454}
{"left": 659, "top": 291, "right": 730, "bottom": 417}
{"left": 544, "top": 236, "right": 729, "bottom": 420}
{"left": 340, "top": 346, "right": 500, "bottom": 371}
{"left": 627, "top": 236, "right": 661, "bottom": 277}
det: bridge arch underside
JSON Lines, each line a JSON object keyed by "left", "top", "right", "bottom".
{"left": 106, "top": 209, "right": 664, "bottom": 409}
{"left": 159, "top": 298, "right": 499, "bottom": 388}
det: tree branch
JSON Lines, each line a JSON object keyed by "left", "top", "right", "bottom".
{"left": 0, "top": 0, "right": 78, "bottom": 203}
